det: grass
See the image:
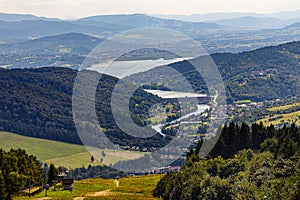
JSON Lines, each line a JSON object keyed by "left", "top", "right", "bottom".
{"left": 14, "top": 175, "right": 162, "bottom": 200}
{"left": 257, "top": 110, "right": 300, "bottom": 127}
{"left": 0, "top": 131, "right": 145, "bottom": 168}
{"left": 268, "top": 102, "right": 300, "bottom": 111}
{"left": 233, "top": 100, "right": 252, "bottom": 104}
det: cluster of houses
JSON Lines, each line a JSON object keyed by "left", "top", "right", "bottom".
{"left": 149, "top": 166, "right": 181, "bottom": 174}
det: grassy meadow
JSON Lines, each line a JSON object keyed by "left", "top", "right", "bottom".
{"left": 14, "top": 175, "right": 162, "bottom": 200}
{"left": 0, "top": 131, "right": 145, "bottom": 168}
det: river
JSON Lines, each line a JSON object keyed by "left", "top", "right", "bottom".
{"left": 151, "top": 104, "right": 210, "bottom": 136}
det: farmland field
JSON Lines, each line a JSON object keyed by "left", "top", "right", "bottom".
{"left": 267, "top": 102, "right": 300, "bottom": 111}
{"left": 0, "top": 131, "right": 145, "bottom": 168}
{"left": 257, "top": 110, "right": 300, "bottom": 127}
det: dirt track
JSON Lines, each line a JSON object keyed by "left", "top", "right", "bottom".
{"left": 73, "top": 178, "right": 120, "bottom": 199}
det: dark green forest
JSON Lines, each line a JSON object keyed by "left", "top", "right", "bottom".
{"left": 154, "top": 123, "right": 300, "bottom": 199}
{"left": 0, "top": 149, "right": 44, "bottom": 199}
{"left": 0, "top": 67, "right": 171, "bottom": 149}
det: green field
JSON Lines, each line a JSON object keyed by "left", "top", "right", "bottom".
{"left": 268, "top": 102, "right": 300, "bottom": 111}
{"left": 0, "top": 132, "right": 145, "bottom": 168}
{"left": 14, "top": 175, "right": 162, "bottom": 200}
{"left": 257, "top": 110, "right": 300, "bottom": 127}
{"left": 233, "top": 99, "right": 252, "bottom": 104}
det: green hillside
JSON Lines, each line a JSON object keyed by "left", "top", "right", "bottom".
{"left": 0, "top": 131, "right": 144, "bottom": 168}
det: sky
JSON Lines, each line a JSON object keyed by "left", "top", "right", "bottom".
{"left": 0, "top": 0, "right": 300, "bottom": 19}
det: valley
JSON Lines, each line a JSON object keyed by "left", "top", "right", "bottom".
{"left": 0, "top": 8, "right": 299, "bottom": 200}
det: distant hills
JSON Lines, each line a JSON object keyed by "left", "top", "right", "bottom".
{"left": 210, "top": 16, "right": 289, "bottom": 29}
{"left": 1, "top": 21, "right": 300, "bottom": 58}
{"left": 0, "top": 13, "right": 222, "bottom": 42}
{"left": 0, "top": 12, "right": 299, "bottom": 56}
{"left": 0, "top": 19, "right": 132, "bottom": 41}
{"left": 0, "top": 12, "right": 61, "bottom": 22}
{"left": 77, "top": 13, "right": 221, "bottom": 30}
{"left": 0, "top": 32, "right": 103, "bottom": 54}
{"left": 155, "top": 10, "right": 300, "bottom": 23}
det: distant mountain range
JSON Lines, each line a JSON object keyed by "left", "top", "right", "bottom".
{"left": 0, "top": 13, "right": 222, "bottom": 42}
{"left": 209, "top": 16, "right": 296, "bottom": 29}
{"left": 1, "top": 12, "right": 298, "bottom": 43}
{"left": 77, "top": 13, "right": 221, "bottom": 29}
{"left": 155, "top": 10, "right": 300, "bottom": 22}
{"left": 0, "top": 12, "right": 299, "bottom": 56}
{"left": 0, "top": 13, "right": 61, "bottom": 22}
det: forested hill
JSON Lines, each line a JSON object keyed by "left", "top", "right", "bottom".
{"left": 154, "top": 123, "right": 300, "bottom": 199}
{"left": 132, "top": 41, "right": 300, "bottom": 102}
{"left": 0, "top": 67, "right": 169, "bottom": 148}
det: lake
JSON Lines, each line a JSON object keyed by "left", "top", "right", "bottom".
{"left": 87, "top": 57, "right": 192, "bottom": 78}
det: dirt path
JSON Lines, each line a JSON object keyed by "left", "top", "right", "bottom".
{"left": 87, "top": 189, "right": 112, "bottom": 197}
{"left": 73, "top": 179, "right": 120, "bottom": 199}
{"left": 73, "top": 197, "right": 84, "bottom": 200}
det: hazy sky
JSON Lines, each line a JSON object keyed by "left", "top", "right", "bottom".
{"left": 1, "top": 0, "right": 300, "bottom": 19}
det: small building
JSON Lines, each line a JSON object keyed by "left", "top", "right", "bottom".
{"left": 62, "top": 179, "right": 74, "bottom": 190}
{"left": 57, "top": 172, "right": 67, "bottom": 183}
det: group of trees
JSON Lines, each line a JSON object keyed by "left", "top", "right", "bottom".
{"left": 71, "top": 165, "right": 126, "bottom": 180}
{"left": 154, "top": 122, "right": 300, "bottom": 199}
{"left": 0, "top": 149, "right": 44, "bottom": 199}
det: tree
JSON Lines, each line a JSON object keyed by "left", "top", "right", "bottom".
{"left": 0, "top": 149, "right": 44, "bottom": 199}
{"left": 47, "top": 163, "right": 58, "bottom": 184}
{"left": 102, "top": 150, "right": 106, "bottom": 157}
{"left": 0, "top": 170, "right": 7, "bottom": 199}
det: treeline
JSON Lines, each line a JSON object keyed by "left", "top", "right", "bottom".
{"left": 154, "top": 122, "right": 300, "bottom": 200}
{"left": 208, "top": 122, "right": 299, "bottom": 159}
{"left": 0, "top": 67, "right": 171, "bottom": 149}
{"left": 71, "top": 165, "right": 126, "bottom": 180}
{"left": 0, "top": 149, "right": 44, "bottom": 199}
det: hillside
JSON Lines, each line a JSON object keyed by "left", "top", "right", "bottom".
{"left": 129, "top": 41, "right": 300, "bottom": 102}
{"left": 0, "top": 67, "right": 170, "bottom": 149}
{"left": 0, "top": 131, "right": 145, "bottom": 168}
{"left": 0, "top": 33, "right": 103, "bottom": 54}
{"left": 154, "top": 123, "right": 300, "bottom": 199}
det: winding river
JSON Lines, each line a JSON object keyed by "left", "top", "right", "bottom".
{"left": 151, "top": 104, "right": 210, "bottom": 136}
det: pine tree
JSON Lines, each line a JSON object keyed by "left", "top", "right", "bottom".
{"left": 0, "top": 170, "right": 7, "bottom": 199}
{"left": 47, "top": 164, "right": 58, "bottom": 184}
